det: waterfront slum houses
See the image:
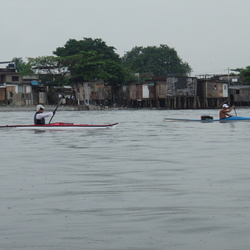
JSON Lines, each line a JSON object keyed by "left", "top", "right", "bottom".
{"left": 120, "top": 75, "right": 234, "bottom": 109}
{"left": 1, "top": 66, "right": 249, "bottom": 108}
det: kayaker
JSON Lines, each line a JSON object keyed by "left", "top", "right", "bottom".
{"left": 34, "top": 104, "right": 55, "bottom": 125}
{"left": 219, "top": 104, "right": 235, "bottom": 119}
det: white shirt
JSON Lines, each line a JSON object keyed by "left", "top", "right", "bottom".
{"left": 36, "top": 112, "right": 53, "bottom": 120}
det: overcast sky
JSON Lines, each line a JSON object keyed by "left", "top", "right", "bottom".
{"left": 1, "top": 0, "right": 249, "bottom": 75}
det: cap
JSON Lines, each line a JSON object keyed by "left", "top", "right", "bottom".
{"left": 36, "top": 104, "right": 45, "bottom": 111}
{"left": 222, "top": 104, "right": 229, "bottom": 108}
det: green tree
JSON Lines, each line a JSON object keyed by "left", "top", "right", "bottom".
{"left": 240, "top": 66, "right": 250, "bottom": 84}
{"left": 54, "top": 38, "right": 120, "bottom": 62}
{"left": 62, "top": 51, "right": 131, "bottom": 89}
{"left": 28, "top": 56, "right": 69, "bottom": 86}
{"left": 122, "top": 45, "right": 192, "bottom": 77}
{"left": 53, "top": 37, "right": 133, "bottom": 86}
{"left": 61, "top": 51, "right": 117, "bottom": 83}
{"left": 11, "top": 57, "right": 33, "bottom": 75}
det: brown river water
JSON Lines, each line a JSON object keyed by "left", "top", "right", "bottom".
{"left": 1, "top": 108, "right": 250, "bottom": 250}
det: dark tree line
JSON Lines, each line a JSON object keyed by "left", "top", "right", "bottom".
{"left": 11, "top": 37, "right": 193, "bottom": 88}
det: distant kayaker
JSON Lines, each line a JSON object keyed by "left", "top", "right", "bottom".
{"left": 34, "top": 105, "right": 55, "bottom": 125}
{"left": 219, "top": 104, "right": 235, "bottom": 119}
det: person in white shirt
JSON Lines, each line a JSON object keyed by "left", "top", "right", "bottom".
{"left": 34, "top": 105, "right": 55, "bottom": 125}
{"left": 219, "top": 104, "right": 235, "bottom": 119}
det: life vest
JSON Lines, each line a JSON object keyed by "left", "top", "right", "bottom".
{"left": 34, "top": 112, "right": 45, "bottom": 125}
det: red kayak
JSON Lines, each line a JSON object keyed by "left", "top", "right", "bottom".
{"left": 0, "top": 122, "right": 118, "bottom": 130}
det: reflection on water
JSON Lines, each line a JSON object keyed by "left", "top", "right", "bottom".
{"left": 1, "top": 109, "right": 250, "bottom": 250}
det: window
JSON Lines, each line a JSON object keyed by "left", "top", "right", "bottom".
{"left": 12, "top": 76, "right": 19, "bottom": 81}
{"left": 0, "top": 75, "right": 5, "bottom": 82}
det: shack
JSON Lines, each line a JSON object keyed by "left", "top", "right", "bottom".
{"left": 197, "top": 79, "right": 228, "bottom": 108}
{"left": 0, "top": 69, "right": 35, "bottom": 105}
{"left": 165, "top": 76, "right": 199, "bottom": 109}
{"left": 90, "top": 82, "right": 112, "bottom": 106}
{"left": 124, "top": 82, "right": 156, "bottom": 108}
{"left": 229, "top": 85, "right": 250, "bottom": 106}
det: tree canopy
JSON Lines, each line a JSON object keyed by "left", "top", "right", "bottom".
{"left": 28, "top": 56, "right": 69, "bottom": 85}
{"left": 121, "top": 45, "right": 192, "bottom": 77}
{"left": 53, "top": 38, "right": 120, "bottom": 62}
{"left": 23, "top": 38, "right": 193, "bottom": 87}
{"left": 11, "top": 57, "right": 33, "bottom": 75}
{"left": 240, "top": 66, "right": 250, "bottom": 84}
{"left": 61, "top": 51, "right": 124, "bottom": 84}
{"left": 52, "top": 38, "right": 129, "bottom": 85}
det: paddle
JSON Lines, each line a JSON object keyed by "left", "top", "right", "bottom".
{"left": 49, "top": 99, "right": 62, "bottom": 124}
{"left": 230, "top": 94, "right": 237, "bottom": 116}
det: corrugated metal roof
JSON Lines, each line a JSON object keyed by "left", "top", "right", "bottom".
{"left": 229, "top": 85, "right": 250, "bottom": 89}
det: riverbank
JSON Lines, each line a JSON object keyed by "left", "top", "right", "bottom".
{"left": 0, "top": 105, "right": 79, "bottom": 112}
{"left": 0, "top": 104, "right": 129, "bottom": 112}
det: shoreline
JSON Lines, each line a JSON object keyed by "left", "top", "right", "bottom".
{"left": 0, "top": 105, "right": 80, "bottom": 112}
{"left": 0, "top": 105, "right": 131, "bottom": 112}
